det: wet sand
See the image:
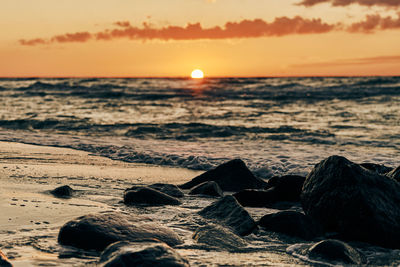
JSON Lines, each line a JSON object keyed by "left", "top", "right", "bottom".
{"left": 0, "top": 141, "right": 201, "bottom": 266}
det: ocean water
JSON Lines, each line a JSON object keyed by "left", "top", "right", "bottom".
{"left": 0, "top": 77, "right": 399, "bottom": 177}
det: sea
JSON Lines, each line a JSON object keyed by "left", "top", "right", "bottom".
{"left": 1, "top": 77, "right": 400, "bottom": 266}
{"left": 0, "top": 77, "right": 399, "bottom": 178}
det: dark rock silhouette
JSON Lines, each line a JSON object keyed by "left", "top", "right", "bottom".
{"left": 0, "top": 250, "right": 12, "bottom": 267}
{"left": 308, "top": 239, "right": 363, "bottom": 265}
{"left": 179, "top": 159, "right": 266, "bottom": 192}
{"left": 258, "top": 211, "right": 322, "bottom": 240}
{"left": 58, "top": 212, "right": 183, "bottom": 251}
{"left": 387, "top": 166, "right": 400, "bottom": 182}
{"left": 233, "top": 189, "right": 275, "bottom": 207}
{"left": 301, "top": 155, "right": 400, "bottom": 248}
{"left": 99, "top": 241, "right": 189, "bottom": 267}
{"left": 124, "top": 187, "right": 181, "bottom": 206}
{"left": 148, "top": 183, "right": 185, "bottom": 198}
{"left": 193, "top": 224, "right": 247, "bottom": 250}
{"left": 360, "top": 163, "right": 393, "bottom": 174}
{"left": 198, "top": 195, "right": 256, "bottom": 236}
{"left": 189, "top": 181, "right": 223, "bottom": 197}
{"left": 50, "top": 185, "right": 73, "bottom": 198}
{"left": 267, "top": 175, "right": 305, "bottom": 201}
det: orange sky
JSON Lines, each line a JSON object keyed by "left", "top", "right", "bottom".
{"left": 1, "top": 0, "right": 399, "bottom": 77}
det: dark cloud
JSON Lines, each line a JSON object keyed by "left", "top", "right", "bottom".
{"left": 298, "top": 0, "right": 400, "bottom": 7}
{"left": 348, "top": 13, "right": 400, "bottom": 32}
{"left": 19, "top": 17, "right": 336, "bottom": 45}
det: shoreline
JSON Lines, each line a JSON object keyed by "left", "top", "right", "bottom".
{"left": 0, "top": 141, "right": 202, "bottom": 266}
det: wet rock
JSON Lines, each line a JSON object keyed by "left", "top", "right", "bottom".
{"left": 308, "top": 239, "right": 363, "bottom": 265}
{"left": 148, "top": 183, "right": 184, "bottom": 198}
{"left": 301, "top": 155, "right": 400, "bottom": 248}
{"left": 124, "top": 187, "right": 181, "bottom": 206}
{"left": 0, "top": 250, "right": 12, "bottom": 267}
{"left": 233, "top": 189, "right": 275, "bottom": 207}
{"left": 360, "top": 163, "right": 393, "bottom": 174}
{"left": 193, "top": 224, "right": 247, "bottom": 250}
{"left": 387, "top": 166, "right": 400, "bottom": 182}
{"left": 267, "top": 175, "right": 305, "bottom": 201}
{"left": 189, "top": 181, "right": 223, "bottom": 197}
{"left": 99, "top": 241, "right": 189, "bottom": 267}
{"left": 180, "top": 159, "right": 266, "bottom": 192}
{"left": 258, "top": 211, "right": 322, "bottom": 240}
{"left": 50, "top": 185, "right": 73, "bottom": 198}
{"left": 198, "top": 195, "right": 256, "bottom": 236}
{"left": 58, "top": 212, "right": 183, "bottom": 251}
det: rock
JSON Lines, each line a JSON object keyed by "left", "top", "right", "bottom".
{"left": 58, "top": 212, "right": 183, "bottom": 251}
{"left": 301, "top": 155, "right": 400, "bottom": 248}
{"left": 387, "top": 166, "right": 400, "bottom": 182}
{"left": 189, "top": 181, "right": 223, "bottom": 197}
{"left": 360, "top": 163, "right": 393, "bottom": 174}
{"left": 99, "top": 241, "right": 189, "bottom": 267}
{"left": 267, "top": 175, "right": 305, "bottom": 201}
{"left": 0, "top": 250, "right": 12, "bottom": 267}
{"left": 124, "top": 187, "right": 181, "bottom": 206}
{"left": 258, "top": 211, "right": 322, "bottom": 240}
{"left": 308, "top": 239, "right": 363, "bottom": 265}
{"left": 179, "top": 159, "right": 267, "bottom": 192}
{"left": 148, "top": 183, "right": 185, "bottom": 198}
{"left": 50, "top": 185, "right": 73, "bottom": 198}
{"left": 233, "top": 189, "right": 276, "bottom": 207}
{"left": 198, "top": 195, "right": 256, "bottom": 236}
{"left": 193, "top": 224, "right": 247, "bottom": 250}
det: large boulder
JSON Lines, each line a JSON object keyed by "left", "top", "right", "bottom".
{"left": 189, "top": 181, "right": 223, "bottom": 197}
{"left": 50, "top": 185, "right": 74, "bottom": 198}
{"left": 308, "top": 239, "right": 363, "bottom": 265}
{"left": 148, "top": 183, "right": 185, "bottom": 198}
{"left": 99, "top": 241, "right": 189, "bottom": 267}
{"left": 192, "top": 224, "right": 247, "bottom": 250}
{"left": 258, "top": 211, "right": 322, "bottom": 240}
{"left": 58, "top": 212, "right": 183, "bottom": 251}
{"left": 301, "top": 155, "right": 400, "bottom": 248}
{"left": 198, "top": 196, "right": 256, "bottom": 236}
{"left": 0, "top": 250, "right": 12, "bottom": 267}
{"left": 387, "top": 166, "right": 400, "bottom": 182}
{"left": 124, "top": 187, "right": 181, "bottom": 206}
{"left": 179, "top": 159, "right": 266, "bottom": 192}
{"left": 233, "top": 189, "right": 275, "bottom": 207}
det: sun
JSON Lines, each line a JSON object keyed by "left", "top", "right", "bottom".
{"left": 191, "top": 69, "right": 204, "bottom": 79}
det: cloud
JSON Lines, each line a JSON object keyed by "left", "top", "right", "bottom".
{"left": 292, "top": 55, "right": 400, "bottom": 68}
{"left": 348, "top": 13, "right": 400, "bottom": 32}
{"left": 298, "top": 0, "right": 400, "bottom": 7}
{"left": 19, "top": 16, "right": 336, "bottom": 46}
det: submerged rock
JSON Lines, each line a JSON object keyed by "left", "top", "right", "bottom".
{"left": 99, "top": 241, "right": 189, "bottom": 267}
{"left": 387, "top": 166, "right": 400, "bottom": 182}
{"left": 301, "top": 155, "right": 400, "bottom": 248}
{"left": 180, "top": 159, "right": 266, "bottom": 192}
{"left": 124, "top": 187, "right": 181, "bottom": 206}
{"left": 0, "top": 250, "right": 12, "bottom": 267}
{"left": 258, "top": 211, "right": 322, "bottom": 240}
{"left": 193, "top": 224, "right": 247, "bottom": 250}
{"left": 198, "top": 195, "right": 256, "bottom": 236}
{"left": 58, "top": 212, "right": 183, "bottom": 251}
{"left": 360, "top": 163, "right": 393, "bottom": 174}
{"left": 189, "top": 181, "right": 223, "bottom": 197}
{"left": 50, "top": 185, "right": 73, "bottom": 198}
{"left": 148, "top": 183, "right": 185, "bottom": 198}
{"left": 308, "top": 239, "right": 363, "bottom": 265}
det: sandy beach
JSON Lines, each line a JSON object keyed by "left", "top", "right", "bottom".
{"left": 0, "top": 141, "right": 202, "bottom": 266}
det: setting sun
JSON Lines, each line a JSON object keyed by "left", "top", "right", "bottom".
{"left": 191, "top": 69, "right": 204, "bottom": 79}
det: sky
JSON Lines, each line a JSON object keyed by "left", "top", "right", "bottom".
{"left": 1, "top": 0, "right": 399, "bottom": 77}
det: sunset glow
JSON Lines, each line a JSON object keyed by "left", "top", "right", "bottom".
{"left": 0, "top": 0, "right": 399, "bottom": 77}
{"left": 191, "top": 69, "right": 204, "bottom": 79}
